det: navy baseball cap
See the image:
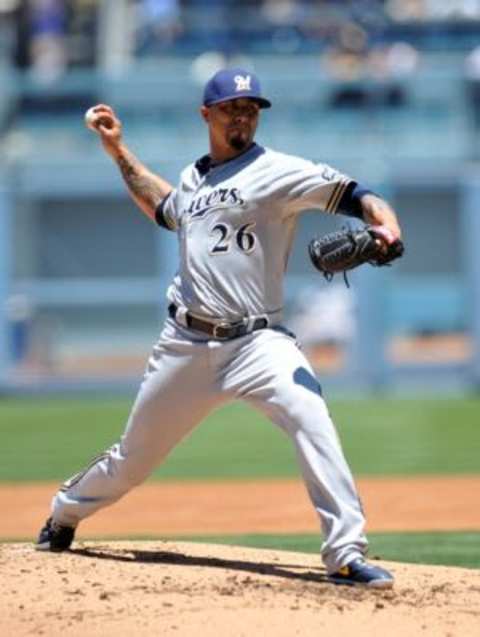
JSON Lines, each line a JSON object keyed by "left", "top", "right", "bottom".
{"left": 203, "top": 68, "right": 272, "bottom": 109}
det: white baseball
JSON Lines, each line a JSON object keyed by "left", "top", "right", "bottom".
{"left": 84, "top": 107, "right": 98, "bottom": 131}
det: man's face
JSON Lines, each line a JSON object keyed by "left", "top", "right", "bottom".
{"left": 202, "top": 98, "right": 260, "bottom": 153}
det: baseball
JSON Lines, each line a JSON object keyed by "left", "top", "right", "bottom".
{"left": 84, "top": 107, "right": 98, "bottom": 131}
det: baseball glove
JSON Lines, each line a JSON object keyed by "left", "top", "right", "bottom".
{"left": 308, "top": 225, "right": 404, "bottom": 285}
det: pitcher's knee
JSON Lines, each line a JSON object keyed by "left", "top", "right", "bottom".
{"left": 106, "top": 444, "right": 154, "bottom": 490}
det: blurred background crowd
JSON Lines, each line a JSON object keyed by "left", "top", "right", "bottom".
{"left": 2, "top": 1, "right": 480, "bottom": 74}
{"left": 1, "top": 0, "right": 480, "bottom": 392}
{"left": 2, "top": 1, "right": 480, "bottom": 137}
{"left": 2, "top": 1, "right": 480, "bottom": 130}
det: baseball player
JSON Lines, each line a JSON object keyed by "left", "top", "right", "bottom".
{"left": 36, "top": 68, "right": 401, "bottom": 588}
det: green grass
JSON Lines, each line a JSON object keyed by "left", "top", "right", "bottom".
{"left": 171, "top": 531, "right": 480, "bottom": 569}
{"left": 1, "top": 397, "right": 479, "bottom": 481}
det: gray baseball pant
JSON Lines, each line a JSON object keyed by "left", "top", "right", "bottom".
{"left": 52, "top": 318, "right": 367, "bottom": 573}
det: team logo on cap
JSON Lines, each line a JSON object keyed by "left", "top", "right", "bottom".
{"left": 234, "top": 75, "right": 251, "bottom": 92}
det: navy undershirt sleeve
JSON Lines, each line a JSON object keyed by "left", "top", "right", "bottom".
{"left": 336, "top": 182, "right": 376, "bottom": 219}
{"left": 154, "top": 193, "right": 174, "bottom": 230}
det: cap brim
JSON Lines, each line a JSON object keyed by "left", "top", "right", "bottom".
{"left": 205, "top": 94, "right": 272, "bottom": 109}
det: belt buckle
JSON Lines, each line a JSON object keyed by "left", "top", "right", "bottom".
{"left": 212, "top": 320, "right": 232, "bottom": 339}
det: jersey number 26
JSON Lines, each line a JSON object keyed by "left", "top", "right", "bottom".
{"left": 210, "top": 222, "right": 256, "bottom": 255}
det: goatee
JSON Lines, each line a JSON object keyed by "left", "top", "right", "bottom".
{"left": 229, "top": 134, "right": 249, "bottom": 151}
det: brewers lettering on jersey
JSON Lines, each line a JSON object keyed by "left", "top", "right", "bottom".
{"left": 36, "top": 68, "right": 402, "bottom": 588}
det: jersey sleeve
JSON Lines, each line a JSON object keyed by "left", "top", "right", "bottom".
{"left": 155, "top": 189, "right": 179, "bottom": 231}
{"left": 276, "top": 157, "right": 355, "bottom": 216}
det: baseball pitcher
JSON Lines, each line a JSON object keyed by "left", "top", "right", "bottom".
{"left": 36, "top": 68, "right": 403, "bottom": 588}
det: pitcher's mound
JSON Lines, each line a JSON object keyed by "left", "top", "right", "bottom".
{"left": 1, "top": 541, "right": 478, "bottom": 637}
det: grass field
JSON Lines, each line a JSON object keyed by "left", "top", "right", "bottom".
{"left": 1, "top": 396, "right": 479, "bottom": 481}
{"left": 1, "top": 396, "right": 479, "bottom": 568}
{"left": 179, "top": 531, "right": 480, "bottom": 569}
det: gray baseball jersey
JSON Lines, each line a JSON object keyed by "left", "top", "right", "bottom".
{"left": 157, "top": 144, "right": 353, "bottom": 321}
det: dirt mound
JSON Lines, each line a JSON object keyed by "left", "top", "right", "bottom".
{"left": 1, "top": 541, "right": 479, "bottom": 637}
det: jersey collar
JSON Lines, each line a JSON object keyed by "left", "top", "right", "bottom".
{"left": 194, "top": 143, "right": 260, "bottom": 176}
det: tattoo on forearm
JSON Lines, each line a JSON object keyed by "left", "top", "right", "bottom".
{"left": 117, "top": 155, "right": 164, "bottom": 209}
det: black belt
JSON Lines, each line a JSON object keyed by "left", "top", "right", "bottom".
{"left": 168, "top": 303, "right": 268, "bottom": 340}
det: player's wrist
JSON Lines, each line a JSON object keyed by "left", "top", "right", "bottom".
{"left": 108, "top": 141, "right": 128, "bottom": 162}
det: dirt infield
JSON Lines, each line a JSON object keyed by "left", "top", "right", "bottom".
{"left": 2, "top": 475, "right": 480, "bottom": 540}
{"left": 1, "top": 541, "right": 479, "bottom": 637}
{"left": 2, "top": 476, "right": 480, "bottom": 636}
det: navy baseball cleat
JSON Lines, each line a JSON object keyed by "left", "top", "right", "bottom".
{"left": 35, "top": 517, "right": 76, "bottom": 552}
{"left": 328, "top": 558, "right": 394, "bottom": 588}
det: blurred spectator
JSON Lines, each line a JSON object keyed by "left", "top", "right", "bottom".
{"left": 183, "top": 0, "right": 233, "bottom": 53}
{"left": 28, "top": 0, "right": 68, "bottom": 83}
{"left": 290, "top": 285, "right": 355, "bottom": 347}
{"left": 322, "top": 21, "right": 371, "bottom": 108}
{"left": 0, "top": 2, "right": 22, "bottom": 135}
{"left": 135, "top": 0, "right": 182, "bottom": 55}
{"left": 385, "top": 0, "right": 425, "bottom": 22}
{"left": 6, "top": 294, "right": 33, "bottom": 365}
{"left": 190, "top": 50, "right": 228, "bottom": 85}
{"left": 9, "top": 0, "right": 99, "bottom": 114}
{"left": 386, "top": 0, "right": 480, "bottom": 21}
{"left": 11, "top": 0, "right": 30, "bottom": 69}
{"left": 379, "top": 41, "right": 419, "bottom": 77}
{"left": 464, "top": 46, "right": 480, "bottom": 144}
{"left": 368, "top": 41, "right": 419, "bottom": 107}
{"left": 68, "top": 0, "right": 98, "bottom": 68}
{"left": 9, "top": 0, "right": 97, "bottom": 72}
{"left": 261, "top": 0, "right": 309, "bottom": 53}
{"left": 0, "top": 0, "right": 19, "bottom": 67}
{"left": 322, "top": 19, "right": 420, "bottom": 111}
{"left": 261, "top": 0, "right": 304, "bottom": 25}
